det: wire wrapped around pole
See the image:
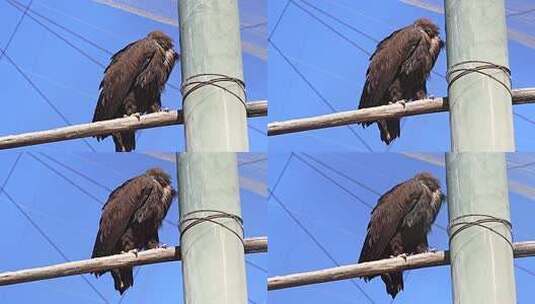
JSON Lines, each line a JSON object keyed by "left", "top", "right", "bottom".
{"left": 180, "top": 73, "right": 247, "bottom": 108}
{"left": 449, "top": 213, "right": 513, "bottom": 251}
{"left": 179, "top": 209, "right": 245, "bottom": 247}
{"left": 447, "top": 60, "right": 512, "bottom": 96}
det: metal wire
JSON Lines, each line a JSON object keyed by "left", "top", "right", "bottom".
{"left": 180, "top": 209, "right": 245, "bottom": 247}
{"left": 449, "top": 214, "right": 514, "bottom": 251}
{"left": 447, "top": 60, "right": 512, "bottom": 96}
{"left": 181, "top": 73, "right": 247, "bottom": 108}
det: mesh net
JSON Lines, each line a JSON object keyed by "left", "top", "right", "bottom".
{"left": 92, "top": 0, "right": 267, "bottom": 60}
{"left": 400, "top": 0, "right": 535, "bottom": 49}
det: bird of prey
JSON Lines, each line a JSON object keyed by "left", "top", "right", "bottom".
{"left": 92, "top": 31, "right": 178, "bottom": 152}
{"left": 358, "top": 18, "right": 443, "bottom": 144}
{"left": 91, "top": 168, "right": 176, "bottom": 294}
{"left": 358, "top": 172, "right": 444, "bottom": 298}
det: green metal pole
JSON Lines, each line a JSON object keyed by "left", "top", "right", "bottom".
{"left": 179, "top": 0, "right": 249, "bottom": 152}
{"left": 446, "top": 153, "right": 516, "bottom": 304}
{"left": 445, "top": 0, "right": 514, "bottom": 151}
{"left": 177, "top": 152, "right": 247, "bottom": 304}
{"left": 445, "top": 1, "right": 516, "bottom": 302}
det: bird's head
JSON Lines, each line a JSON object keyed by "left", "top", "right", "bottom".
{"left": 414, "top": 18, "right": 441, "bottom": 40}
{"left": 414, "top": 172, "right": 441, "bottom": 192}
{"left": 148, "top": 30, "right": 174, "bottom": 50}
{"left": 146, "top": 167, "right": 172, "bottom": 187}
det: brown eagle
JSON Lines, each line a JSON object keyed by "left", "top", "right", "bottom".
{"left": 358, "top": 18, "right": 443, "bottom": 144}
{"left": 358, "top": 172, "right": 444, "bottom": 298}
{"left": 92, "top": 31, "right": 178, "bottom": 152}
{"left": 91, "top": 168, "right": 176, "bottom": 294}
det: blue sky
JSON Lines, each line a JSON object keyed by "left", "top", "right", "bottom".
{"left": 269, "top": 0, "right": 535, "bottom": 152}
{"left": 269, "top": 152, "right": 535, "bottom": 304}
{"left": 0, "top": 0, "right": 267, "bottom": 152}
{"left": 0, "top": 152, "right": 267, "bottom": 304}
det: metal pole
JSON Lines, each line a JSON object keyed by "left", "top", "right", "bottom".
{"left": 177, "top": 152, "right": 247, "bottom": 304}
{"left": 445, "top": 1, "right": 516, "bottom": 302}
{"left": 446, "top": 153, "right": 516, "bottom": 304}
{"left": 179, "top": 0, "right": 249, "bottom": 152}
{"left": 445, "top": 0, "right": 514, "bottom": 151}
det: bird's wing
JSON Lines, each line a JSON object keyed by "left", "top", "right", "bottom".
{"left": 402, "top": 183, "right": 441, "bottom": 229}
{"left": 92, "top": 38, "right": 160, "bottom": 122}
{"left": 359, "top": 26, "right": 424, "bottom": 109}
{"left": 91, "top": 175, "right": 156, "bottom": 257}
{"left": 135, "top": 46, "right": 177, "bottom": 92}
{"left": 400, "top": 29, "right": 435, "bottom": 77}
{"left": 358, "top": 179, "right": 424, "bottom": 262}
{"left": 132, "top": 179, "right": 165, "bottom": 225}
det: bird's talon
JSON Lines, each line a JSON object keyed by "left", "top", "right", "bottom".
{"left": 128, "top": 249, "right": 139, "bottom": 257}
{"left": 397, "top": 253, "right": 408, "bottom": 261}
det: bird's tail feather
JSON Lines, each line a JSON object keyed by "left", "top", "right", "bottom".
{"left": 381, "top": 272, "right": 404, "bottom": 299}
{"left": 378, "top": 119, "right": 400, "bottom": 144}
{"left": 112, "top": 131, "right": 136, "bottom": 152}
{"left": 111, "top": 267, "right": 134, "bottom": 295}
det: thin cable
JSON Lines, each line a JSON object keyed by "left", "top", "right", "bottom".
{"left": 0, "top": 155, "right": 109, "bottom": 303}
{"left": 291, "top": 0, "right": 370, "bottom": 56}
{"left": 507, "top": 8, "right": 535, "bottom": 17}
{"left": 180, "top": 209, "right": 244, "bottom": 246}
{"left": 238, "top": 156, "right": 267, "bottom": 167}
{"left": 249, "top": 298, "right": 259, "bottom": 304}
{"left": 298, "top": 0, "right": 379, "bottom": 43}
{"left": 0, "top": 0, "right": 33, "bottom": 61}
{"left": 7, "top": 0, "right": 106, "bottom": 68}
{"left": 447, "top": 60, "right": 512, "bottom": 96}
{"left": 508, "top": 160, "right": 535, "bottom": 170}
{"left": 39, "top": 152, "right": 113, "bottom": 192}
{"left": 248, "top": 124, "right": 266, "bottom": 136}
{"left": 293, "top": 0, "right": 446, "bottom": 81}
{"left": 268, "top": 153, "right": 294, "bottom": 199}
{"left": 246, "top": 259, "right": 267, "bottom": 273}
{"left": 28, "top": 152, "right": 103, "bottom": 206}
{"left": 7, "top": 0, "right": 181, "bottom": 93}
{"left": 514, "top": 112, "right": 535, "bottom": 126}
{"left": 2, "top": 1, "right": 95, "bottom": 151}
{"left": 301, "top": 152, "right": 381, "bottom": 196}
{"left": 29, "top": 152, "right": 178, "bottom": 228}
{"left": 288, "top": 0, "right": 446, "bottom": 146}
{"left": 296, "top": 153, "right": 448, "bottom": 232}
{"left": 241, "top": 21, "right": 267, "bottom": 31}
{"left": 1, "top": 51, "right": 96, "bottom": 151}
{"left": 0, "top": 153, "right": 23, "bottom": 193}
{"left": 293, "top": 153, "right": 373, "bottom": 209}
{"left": 268, "top": 0, "right": 373, "bottom": 152}
{"left": 9, "top": 0, "right": 112, "bottom": 55}
{"left": 181, "top": 73, "right": 247, "bottom": 107}
{"left": 270, "top": 192, "right": 376, "bottom": 304}
{"left": 2, "top": 189, "right": 110, "bottom": 304}
{"left": 515, "top": 263, "right": 535, "bottom": 278}
{"left": 449, "top": 214, "right": 513, "bottom": 250}
{"left": 269, "top": 40, "right": 373, "bottom": 152}
{"left": 268, "top": 0, "right": 291, "bottom": 40}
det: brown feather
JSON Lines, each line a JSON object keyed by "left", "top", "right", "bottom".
{"left": 92, "top": 31, "right": 178, "bottom": 151}
{"left": 91, "top": 168, "right": 176, "bottom": 294}
{"left": 358, "top": 18, "right": 443, "bottom": 144}
{"left": 358, "top": 172, "right": 443, "bottom": 298}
